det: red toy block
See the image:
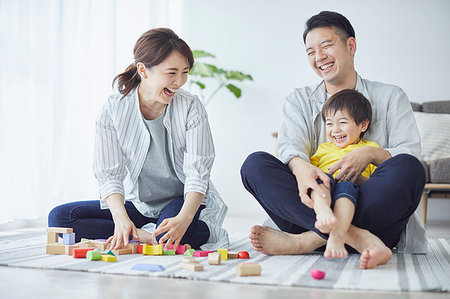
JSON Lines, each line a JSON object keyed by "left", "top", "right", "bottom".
{"left": 138, "top": 244, "right": 144, "bottom": 254}
{"left": 72, "top": 248, "right": 94, "bottom": 258}
{"left": 238, "top": 251, "right": 250, "bottom": 259}
{"left": 175, "top": 245, "right": 186, "bottom": 255}
{"left": 193, "top": 250, "right": 213, "bottom": 257}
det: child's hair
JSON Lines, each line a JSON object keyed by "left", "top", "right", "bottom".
{"left": 321, "top": 89, "right": 372, "bottom": 137}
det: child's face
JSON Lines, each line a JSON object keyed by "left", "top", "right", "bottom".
{"left": 325, "top": 109, "right": 369, "bottom": 148}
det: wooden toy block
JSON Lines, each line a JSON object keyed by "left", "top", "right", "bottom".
{"left": 63, "top": 233, "right": 76, "bottom": 245}
{"left": 228, "top": 252, "right": 239, "bottom": 259}
{"left": 217, "top": 248, "right": 228, "bottom": 260}
{"left": 184, "top": 244, "right": 192, "bottom": 250}
{"left": 86, "top": 250, "right": 101, "bottom": 261}
{"left": 73, "top": 248, "right": 94, "bottom": 258}
{"left": 183, "top": 249, "right": 195, "bottom": 256}
{"left": 102, "top": 249, "right": 115, "bottom": 256}
{"left": 46, "top": 243, "right": 66, "bottom": 255}
{"left": 180, "top": 262, "right": 203, "bottom": 272}
{"left": 208, "top": 252, "right": 221, "bottom": 265}
{"left": 112, "top": 248, "right": 133, "bottom": 255}
{"left": 238, "top": 251, "right": 250, "bottom": 259}
{"left": 181, "top": 257, "right": 199, "bottom": 264}
{"left": 65, "top": 244, "right": 79, "bottom": 255}
{"left": 80, "top": 238, "right": 90, "bottom": 242}
{"left": 142, "top": 244, "right": 153, "bottom": 255}
{"left": 163, "top": 250, "right": 175, "bottom": 255}
{"left": 131, "top": 264, "right": 165, "bottom": 272}
{"left": 193, "top": 250, "right": 213, "bottom": 257}
{"left": 236, "top": 263, "right": 261, "bottom": 276}
{"left": 138, "top": 244, "right": 144, "bottom": 254}
{"left": 46, "top": 227, "right": 73, "bottom": 234}
{"left": 47, "top": 232, "right": 59, "bottom": 244}
{"left": 78, "top": 241, "right": 92, "bottom": 248}
{"left": 88, "top": 240, "right": 108, "bottom": 251}
{"left": 175, "top": 245, "right": 186, "bottom": 255}
{"left": 100, "top": 254, "right": 117, "bottom": 262}
{"left": 143, "top": 244, "right": 162, "bottom": 255}
{"left": 128, "top": 243, "right": 140, "bottom": 254}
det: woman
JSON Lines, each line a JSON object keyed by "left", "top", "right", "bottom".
{"left": 48, "top": 28, "right": 228, "bottom": 251}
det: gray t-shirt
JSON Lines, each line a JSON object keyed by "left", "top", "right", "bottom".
{"left": 138, "top": 111, "right": 184, "bottom": 217}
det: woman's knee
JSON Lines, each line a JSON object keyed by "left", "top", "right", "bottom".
{"left": 48, "top": 205, "right": 67, "bottom": 227}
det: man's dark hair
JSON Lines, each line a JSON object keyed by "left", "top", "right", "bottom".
{"left": 322, "top": 89, "right": 372, "bottom": 137}
{"left": 303, "top": 11, "right": 355, "bottom": 43}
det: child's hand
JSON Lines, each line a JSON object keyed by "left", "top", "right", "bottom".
{"left": 152, "top": 214, "right": 191, "bottom": 251}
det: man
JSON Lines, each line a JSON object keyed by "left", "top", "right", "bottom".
{"left": 240, "top": 11, "right": 426, "bottom": 269}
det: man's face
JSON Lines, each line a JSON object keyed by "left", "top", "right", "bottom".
{"left": 305, "top": 27, "right": 356, "bottom": 87}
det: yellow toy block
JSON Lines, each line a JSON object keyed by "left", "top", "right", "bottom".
{"left": 217, "top": 248, "right": 228, "bottom": 260}
{"left": 143, "top": 244, "right": 163, "bottom": 255}
{"left": 100, "top": 254, "right": 117, "bottom": 262}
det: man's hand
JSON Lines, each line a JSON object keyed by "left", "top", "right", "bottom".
{"left": 288, "top": 157, "right": 330, "bottom": 209}
{"left": 328, "top": 146, "right": 372, "bottom": 182}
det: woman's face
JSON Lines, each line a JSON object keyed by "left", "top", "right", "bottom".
{"left": 140, "top": 50, "right": 189, "bottom": 104}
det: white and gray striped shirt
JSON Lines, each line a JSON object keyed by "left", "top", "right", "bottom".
{"left": 93, "top": 87, "right": 229, "bottom": 249}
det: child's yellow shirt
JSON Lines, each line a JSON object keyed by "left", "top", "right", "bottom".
{"left": 309, "top": 140, "right": 380, "bottom": 179}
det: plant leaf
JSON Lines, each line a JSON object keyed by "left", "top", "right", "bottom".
{"left": 225, "top": 71, "right": 253, "bottom": 81}
{"left": 193, "top": 81, "right": 206, "bottom": 89}
{"left": 225, "top": 84, "right": 241, "bottom": 98}
{"left": 192, "top": 50, "right": 215, "bottom": 59}
{"left": 190, "top": 62, "right": 215, "bottom": 77}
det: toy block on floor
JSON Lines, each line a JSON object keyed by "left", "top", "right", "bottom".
{"left": 86, "top": 250, "right": 101, "bottom": 261}
{"left": 143, "top": 244, "right": 162, "bottom": 255}
{"left": 217, "top": 248, "right": 228, "bottom": 260}
{"left": 138, "top": 244, "right": 144, "bottom": 254}
{"left": 208, "top": 252, "right": 221, "bottom": 265}
{"left": 63, "top": 233, "right": 76, "bottom": 245}
{"left": 184, "top": 244, "right": 192, "bottom": 250}
{"left": 88, "top": 240, "right": 108, "bottom": 251}
{"left": 131, "top": 264, "right": 165, "bottom": 272}
{"left": 228, "top": 252, "right": 239, "bottom": 259}
{"left": 73, "top": 248, "right": 94, "bottom": 258}
{"left": 183, "top": 249, "right": 195, "bottom": 256}
{"left": 46, "top": 243, "right": 67, "bottom": 255}
{"left": 100, "top": 254, "right": 117, "bottom": 262}
{"left": 238, "top": 251, "right": 250, "bottom": 259}
{"left": 181, "top": 257, "right": 199, "bottom": 264}
{"left": 236, "top": 263, "right": 261, "bottom": 276}
{"left": 47, "top": 232, "right": 59, "bottom": 244}
{"left": 175, "top": 245, "right": 186, "bottom": 255}
{"left": 47, "top": 227, "right": 74, "bottom": 234}
{"left": 180, "top": 262, "right": 203, "bottom": 272}
{"left": 162, "top": 250, "right": 175, "bottom": 255}
{"left": 102, "top": 249, "right": 115, "bottom": 256}
{"left": 193, "top": 250, "right": 213, "bottom": 257}
{"left": 112, "top": 248, "right": 133, "bottom": 255}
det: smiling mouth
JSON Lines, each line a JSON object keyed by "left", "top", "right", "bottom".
{"left": 164, "top": 87, "right": 177, "bottom": 96}
{"left": 319, "top": 62, "right": 334, "bottom": 71}
{"left": 333, "top": 135, "right": 346, "bottom": 143}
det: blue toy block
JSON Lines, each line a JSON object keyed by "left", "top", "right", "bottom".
{"left": 131, "top": 264, "right": 165, "bottom": 272}
{"left": 62, "top": 233, "right": 75, "bottom": 245}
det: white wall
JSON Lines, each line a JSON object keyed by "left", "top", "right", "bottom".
{"left": 179, "top": 0, "right": 450, "bottom": 219}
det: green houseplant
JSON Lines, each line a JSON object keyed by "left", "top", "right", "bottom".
{"left": 188, "top": 50, "right": 253, "bottom": 106}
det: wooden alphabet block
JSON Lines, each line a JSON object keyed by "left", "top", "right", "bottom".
{"left": 208, "top": 252, "right": 221, "bottom": 265}
{"left": 180, "top": 262, "right": 203, "bottom": 271}
{"left": 236, "top": 263, "right": 262, "bottom": 276}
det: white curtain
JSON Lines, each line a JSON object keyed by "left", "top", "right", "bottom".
{"left": 0, "top": 0, "right": 183, "bottom": 224}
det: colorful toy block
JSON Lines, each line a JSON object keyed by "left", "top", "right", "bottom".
{"left": 238, "top": 251, "right": 250, "bottom": 259}
{"left": 310, "top": 269, "right": 326, "bottom": 280}
{"left": 217, "top": 248, "right": 228, "bottom": 260}
{"left": 208, "top": 252, "right": 221, "bottom": 265}
{"left": 180, "top": 262, "right": 203, "bottom": 272}
{"left": 236, "top": 263, "right": 261, "bottom": 276}
{"left": 72, "top": 248, "right": 94, "bottom": 258}
{"left": 102, "top": 249, "right": 115, "bottom": 256}
{"left": 193, "top": 250, "right": 213, "bottom": 257}
{"left": 143, "top": 244, "right": 163, "bottom": 255}
{"left": 162, "top": 250, "right": 175, "bottom": 255}
{"left": 86, "top": 250, "right": 101, "bottom": 261}
{"left": 228, "top": 252, "right": 239, "bottom": 259}
{"left": 62, "top": 233, "right": 75, "bottom": 245}
{"left": 175, "top": 245, "right": 186, "bottom": 255}
{"left": 183, "top": 249, "right": 195, "bottom": 256}
{"left": 131, "top": 264, "right": 165, "bottom": 272}
{"left": 100, "top": 254, "right": 117, "bottom": 262}
{"left": 138, "top": 244, "right": 144, "bottom": 254}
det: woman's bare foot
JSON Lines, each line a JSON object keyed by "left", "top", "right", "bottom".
{"left": 346, "top": 226, "right": 392, "bottom": 269}
{"left": 136, "top": 229, "right": 158, "bottom": 244}
{"left": 249, "top": 225, "right": 326, "bottom": 255}
{"left": 324, "top": 233, "right": 348, "bottom": 258}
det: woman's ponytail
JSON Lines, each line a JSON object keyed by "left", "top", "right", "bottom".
{"left": 112, "top": 63, "right": 141, "bottom": 99}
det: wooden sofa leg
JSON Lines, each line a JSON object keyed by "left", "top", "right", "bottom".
{"left": 420, "top": 191, "right": 428, "bottom": 224}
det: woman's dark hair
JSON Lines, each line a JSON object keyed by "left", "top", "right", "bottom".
{"left": 322, "top": 89, "right": 372, "bottom": 137}
{"left": 303, "top": 11, "right": 355, "bottom": 43}
{"left": 112, "top": 28, "right": 194, "bottom": 98}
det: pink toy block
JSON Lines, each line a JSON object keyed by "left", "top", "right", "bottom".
{"left": 175, "top": 245, "right": 186, "bottom": 255}
{"left": 193, "top": 250, "right": 213, "bottom": 257}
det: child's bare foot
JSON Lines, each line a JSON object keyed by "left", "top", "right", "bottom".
{"left": 249, "top": 225, "right": 326, "bottom": 255}
{"left": 136, "top": 229, "right": 158, "bottom": 244}
{"left": 324, "top": 233, "right": 348, "bottom": 258}
{"left": 359, "top": 247, "right": 392, "bottom": 269}
{"left": 314, "top": 205, "right": 337, "bottom": 234}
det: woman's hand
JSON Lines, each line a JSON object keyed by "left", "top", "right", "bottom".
{"left": 152, "top": 214, "right": 191, "bottom": 251}
{"left": 289, "top": 157, "right": 330, "bottom": 209}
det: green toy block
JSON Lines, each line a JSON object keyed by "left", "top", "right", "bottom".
{"left": 162, "top": 250, "right": 175, "bottom": 255}
{"left": 183, "top": 249, "right": 195, "bottom": 256}
{"left": 86, "top": 250, "right": 101, "bottom": 261}
{"left": 103, "top": 249, "right": 115, "bottom": 256}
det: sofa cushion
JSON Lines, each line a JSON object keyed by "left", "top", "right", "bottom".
{"left": 421, "top": 161, "right": 430, "bottom": 183}
{"left": 414, "top": 111, "right": 450, "bottom": 162}
{"left": 422, "top": 101, "right": 450, "bottom": 114}
{"left": 429, "top": 158, "right": 450, "bottom": 183}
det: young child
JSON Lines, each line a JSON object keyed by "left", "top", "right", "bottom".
{"left": 309, "top": 89, "right": 380, "bottom": 259}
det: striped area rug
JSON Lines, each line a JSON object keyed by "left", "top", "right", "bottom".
{"left": 0, "top": 231, "right": 449, "bottom": 292}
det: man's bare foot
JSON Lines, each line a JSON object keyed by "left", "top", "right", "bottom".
{"left": 324, "top": 233, "right": 348, "bottom": 258}
{"left": 249, "top": 225, "right": 326, "bottom": 255}
{"left": 359, "top": 247, "right": 392, "bottom": 269}
{"left": 136, "top": 229, "right": 158, "bottom": 244}
{"left": 314, "top": 205, "right": 337, "bottom": 234}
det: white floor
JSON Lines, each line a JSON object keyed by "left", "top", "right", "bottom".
{"left": 0, "top": 212, "right": 449, "bottom": 299}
